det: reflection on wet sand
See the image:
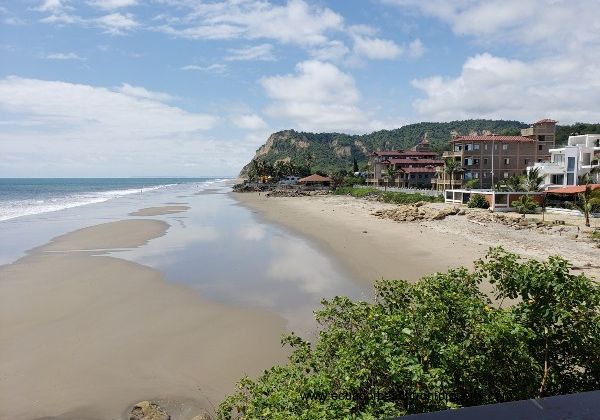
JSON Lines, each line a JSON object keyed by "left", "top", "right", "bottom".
{"left": 121, "top": 186, "right": 369, "bottom": 333}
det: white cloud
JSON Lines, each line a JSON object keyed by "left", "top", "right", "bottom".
{"left": 308, "top": 40, "right": 349, "bottom": 62}
{"left": 261, "top": 60, "right": 392, "bottom": 133}
{"left": 384, "top": 0, "right": 600, "bottom": 52}
{"left": 180, "top": 63, "right": 229, "bottom": 74}
{"left": 87, "top": 0, "right": 138, "bottom": 10}
{"left": 411, "top": 53, "right": 600, "bottom": 123}
{"left": 232, "top": 113, "right": 267, "bottom": 130}
{"left": 116, "top": 83, "right": 174, "bottom": 102}
{"left": 0, "top": 77, "right": 235, "bottom": 176}
{"left": 155, "top": 0, "right": 344, "bottom": 46}
{"left": 352, "top": 35, "right": 402, "bottom": 60}
{"left": 95, "top": 12, "right": 139, "bottom": 34}
{"left": 407, "top": 38, "right": 424, "bottom": 58}
{"left": 35, "top": 0, "right": 68, "bottom": 12}
{"left": 225, "top": 44, "right": 275, "bottom": 61}
{"left": 42, "top": 52, "right": 85, "bottom": 60}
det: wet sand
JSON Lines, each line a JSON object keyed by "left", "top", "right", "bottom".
{"left": 235, "top": 192, "right": 490, "bottom": 288}
{"left": 0, "top": 219, "right": 287, "bottom": 420}
{"left": 129, "top": 205, "right": 190, "bottom": 216}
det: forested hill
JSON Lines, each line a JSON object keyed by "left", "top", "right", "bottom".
{"left": 240, "top": 120, "right": 600, "bottom": 176}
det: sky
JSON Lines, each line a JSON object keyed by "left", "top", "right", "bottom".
{"left": 0, "top": 0, "right": 599, "bottom": 177}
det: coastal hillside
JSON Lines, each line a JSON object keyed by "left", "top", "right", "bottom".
{"left": 241, "top": 120, "right": 600, "bottom": 176}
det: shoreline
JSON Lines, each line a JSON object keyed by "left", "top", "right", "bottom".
{"left": 234, "top": 192, "right": 492, "bottom": 289}
{"left": 0, "top": 216, "right": 287, "bottom": 420}
{"left": 234, "top": 192, "right": 600, "bottom": 285}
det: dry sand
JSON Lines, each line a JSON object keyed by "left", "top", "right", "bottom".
{"left": 129, "top": 205, "right": 190, "bottom": 216}
{"left": 0, "top": 219, "right": 286, "bottom": 420}
{"left": 236, "top": 193, "right": 599, "bottom": 284}
{"left": 235, "top": 193, "right": 490, "bottom": 286}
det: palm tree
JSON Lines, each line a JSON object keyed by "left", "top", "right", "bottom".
{"left": 574, "top": 185, "right": 600, "bottom": 227}
{"left": 385, "top": 166, "right": 397, "bottom": 190}
{"left": 304, "top": 152, "right": 314, "bottom": 174}
{"left": 504, "top": 174, "right": 524, "bottom": 192}
{"left": 525, "top": 167, "right": 544, "bottom": 192}
{"left": 443, "top": 157, "right": 459, "bottom": 190}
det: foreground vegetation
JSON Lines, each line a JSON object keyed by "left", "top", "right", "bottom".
{"left": 219, "top": 248, "right": 599, "bottom": 419}
{"left": 333, "top": 186, "right": 443, "bottom": 205}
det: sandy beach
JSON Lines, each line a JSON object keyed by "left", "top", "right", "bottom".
{"left": 0, "top": 215, "right": 287, "bottom": 420}
{"left": 235, "top": 192, "right": 490, "bottom": 286}
{"left": 235, "top": 193, "right": 599, "bottom": 286}
{"left": 2, "top": 187, "right": 597, "bottom": 420}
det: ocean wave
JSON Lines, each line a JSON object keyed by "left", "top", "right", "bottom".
{"left": 0, "top": 183, "right": 178, "bottom": 222}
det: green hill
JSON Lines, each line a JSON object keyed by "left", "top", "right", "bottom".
{"left": 240, "top": 120, "right": 600, "bottom": 176}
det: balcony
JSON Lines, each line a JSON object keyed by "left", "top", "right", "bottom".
{"left": 532, "top": 161, "right": 564, "bottom": 174}
{"left": 442, "top": 151, "right": 461, "bottom": 159}
{"left": 521, "top": 127, "right": 535, "bottom": 136}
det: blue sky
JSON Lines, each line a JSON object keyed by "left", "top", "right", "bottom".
{"left": 1, "top": 0, "right": 598, "bottom": 177}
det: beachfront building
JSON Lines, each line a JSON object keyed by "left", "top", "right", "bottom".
{"left": 367, "top": 138, "right": 444, "bottom": 188}
{"left": 528, "top": 134, "right": 600, "bottom": 188}
{"left": 298, "top": 174, "right": 331, "bottom": 188}
{"left": 433, "top": 119, "right": 557, "bottom": 190}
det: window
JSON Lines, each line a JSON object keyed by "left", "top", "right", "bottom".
{"left": 411, "top": 174, "right": 415, "bottom": 179}
{"left": 524, "top": 158, "right": 529, "bottom": 165}
{"left": 474, "top": 144, "right": 480, "bottom": 150}
{"left": 484, "top": 144, "right": 488, "bottom": 150}
{"left": 502, "top": 144, "right": 508, "bottom": 151}
{"left": 567, "top": 173, "right": 575, "bottom": 185}
{"left": 454, "top": 144, "right": 462, "bottom": 152}
{"left": 473, "top": 158, "right": 480, "bottom": 165}
{"left": 465, "top": 144, "right": 472, "bottom": 151}
{"left": 538, "top": 145, "right": 543, "bottom": 151}
{"left": 483, "top": 172, "right": 488, "bottom": 178}
{"left": 474, "top": 172, "right": 479, "bottom": 179}
{"left": 503, "top": 172, "right": 509, "bottom": 178}
{"left": 567, "top": 156, "right": 575, "bottom": 171}
{"left": 504, "top": 158, "right": 510, "bottom": 165}
{"left": 418, "top": 174, "right": 422, "bottom": 179}
{"left": 538, "top": 135, "right": 545, "bottom": 142}
{"left": 483, "top": 158, "right": 488, "bottom": 164}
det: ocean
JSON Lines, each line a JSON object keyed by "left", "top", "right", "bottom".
{"left": 0, "top": 178, "right": 220, "bottom": 221}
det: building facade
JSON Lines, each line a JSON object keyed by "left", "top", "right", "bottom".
{"left": 368, "top": 139, "right": 444, "bottom": 188}
{"left": 433, "top": 119, "right": 557, "bottom": 190}
{"left": 530, "top": 134, "right": 600, "bottom": 188}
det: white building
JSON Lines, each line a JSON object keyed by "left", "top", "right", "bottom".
{"left": 530, "top": 134, "right": 600, "bottom": 188}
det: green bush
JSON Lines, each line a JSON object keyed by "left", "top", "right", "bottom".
{"left": 342, "top": 176, "right": 366, "bottom": 187}
{"left": 218, "top": 248, "right": 600, "bottom": 419}
{"left": 333, "top": 187, "right": 443, "bottom": 204}
{"left": 511, "top": 195, "right": 538, "bottom": 214}
{"left": 467, "top": 194, "right": 489, "bottom": 209}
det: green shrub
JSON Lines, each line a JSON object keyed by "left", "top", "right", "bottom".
{"left": 218, "top": 248, "right": 600, "bottom": 419}
{"left": 511, "top": 195, "right": 538, "bottom": 214}
{"left": 467, "top": 194, "right": 489, "bottom": 209}
{"left": 342, "top": 176, "right": 366, "bottom": 187}
{"left": 333, "top": 187, "right": 443, "bottom": 203}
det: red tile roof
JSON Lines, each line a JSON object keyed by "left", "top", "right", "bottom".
{"left": 534, "top": 118, "right": 558, "bottom": 125}
{"left": 371, "top": 151, "right": 437, "bottom": 157}
{"left": 546, "top": 184, "right": 600, "bottom": 195}
{"left": 399, "top": 167, "right": 437, "bottom": 173}
{"left": 451, "top": 135, "right": 534, "bottom": 143}
{"left": 298, "top": 174, "right": 331, "bottom": 183}
{"left": 389, "top": 158, "right": 444, "bottom": 165}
